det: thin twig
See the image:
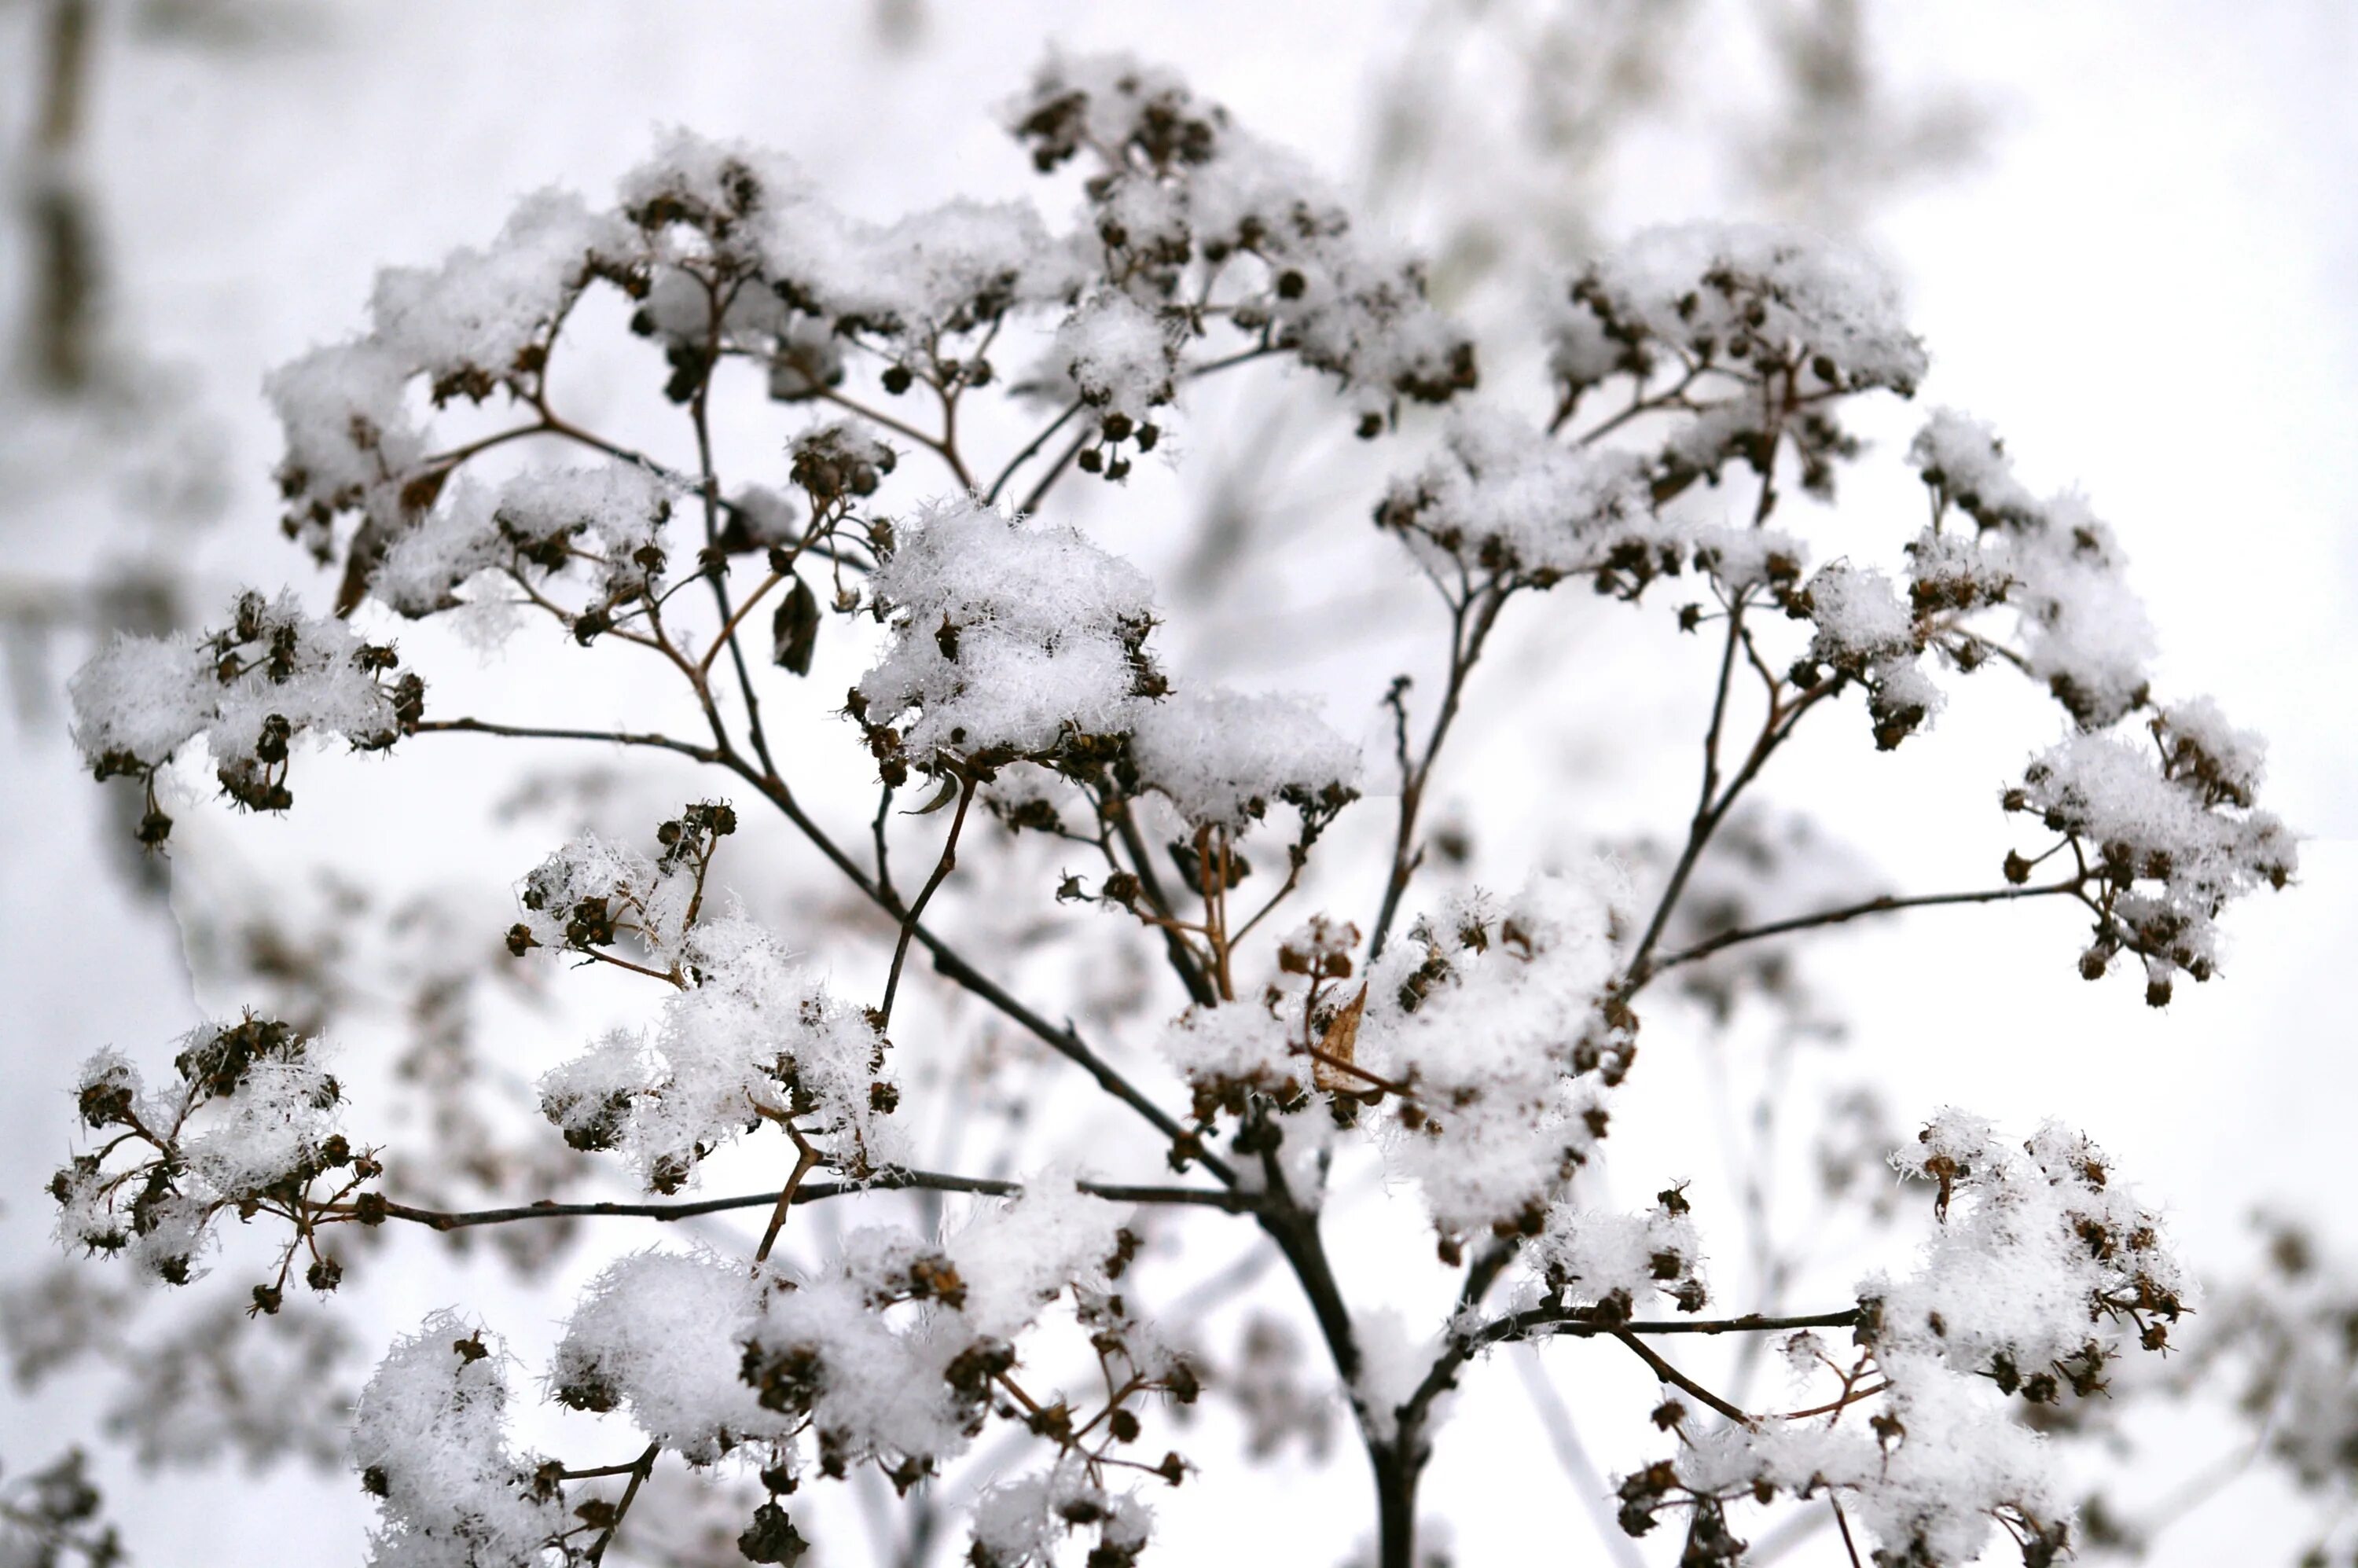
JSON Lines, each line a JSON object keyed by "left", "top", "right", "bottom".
{"left": 688, "top": 277, "right": 782, "bottom": 782}
{"left": 1611, "top": 1330, "right": 1751, "bottom": 1427}
{"left": 879, "top": 776, "right": 978, "bottom": 1028}
{"left": 413, "top": 717, "right": 721, "bottom": 763}
{"left": 1368, "top": 582, "right": 1511, "bottom": 963}
{"left": 1643, "top": 880, "right": 2085, "bottom": 982}
{"left": 326, "top": 1170, "right": 1261, "bottom": 1232}
{"left": 1398, "top": 1305, "right": 1861, "bottom": 1434}
{"left": 429, "top": 714, "right": 1230, "bottom": 1187}
{"left": 1831, "top": 1497, "right": 1866, "bottom": 1568}
{"left": 1016, "top": 428, "right": 1092, "bottom": 516}
{"left": 982, "top": 402, "right": 1082, "bottom": 504}
{"left": 583, "top": 1444, "right": 660, "bottom": 1566}
{"left": 817, "top": 386, "right": 973, "bottom": 490}
{"left": 1624, "top": 592, "right": 1750, "bottom": 978}
{"left": 752, "top": 1135, "right": 822, "bottom": 1266}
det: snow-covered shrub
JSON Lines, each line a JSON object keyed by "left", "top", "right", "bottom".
{"left": 44, "top": 50, "right": 2308, "bottom": 1568}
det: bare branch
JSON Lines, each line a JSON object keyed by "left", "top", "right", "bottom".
{"left": 326, "top": 1169, "right": 1263, "bottom": 1233}
{"left": 1638, "top": 879, "right": 2087, "bottom": 989}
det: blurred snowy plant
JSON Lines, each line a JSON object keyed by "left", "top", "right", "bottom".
{"left": 0, "top": 1447, "right": 123, "bottom": 1568}
{"left": 2087, "top": 1221, "right": 2358, "bottom": 1562}
{"left": 42, "top": 47, "right": 2306, "bottom": 1568}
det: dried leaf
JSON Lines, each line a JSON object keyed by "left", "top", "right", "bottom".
{"left": 1312, "top": 983, "right": 1368, "bottom": 1094}
{"left": 905, "top": 773, "right": 960, "bottom": 814}
{"left": 771, "top": 576, "right": 820, "bottom": 674}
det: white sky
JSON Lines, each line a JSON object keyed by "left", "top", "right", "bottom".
{"left": 2, "top": 2, "right": 2352, "bottom": 1563}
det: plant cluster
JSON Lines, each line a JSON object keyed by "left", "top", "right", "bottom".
{"left": 44, "top": 50, "right": 2301, "bottom": 1568}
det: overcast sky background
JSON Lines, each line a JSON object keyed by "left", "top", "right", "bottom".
{"left": 2, "top": 3, "right": 2353, "bottom": 1564}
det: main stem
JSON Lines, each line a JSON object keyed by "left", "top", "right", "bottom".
{"left": 1254, "top": 1149, "right": 1428, "bottom": 1568}
{"left": 1372, "top": 1442, "right": 1423, "bottom": 1568}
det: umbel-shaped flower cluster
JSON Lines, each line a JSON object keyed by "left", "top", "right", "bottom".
{"left": 523, "top": 821, "right": 905, "bottom": 1195}
{"left": 70, "top": 589, "right": 421, "bottom": 845}
{"left": 56, "top": 1015, "right": 380, "bottom": 1303}
{"left": 47, "top": 48, "right": 2300, "bottom": 1568}
{"left": 1618, "top": 1116, "right": 2186, "bottom": 1568}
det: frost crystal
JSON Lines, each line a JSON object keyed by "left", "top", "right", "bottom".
{"left": 946, "top": 1175, "right": 1127, "bottom": 1339}
{"left": 1879, "top": 1114, "right": 2188, "bottom": 1387}
{"left": 1908, "top": 409, "right": 2157, "bottom": 728}
{"left": 734, "top": 1180, "right": 1144, "bottom": 1484}
{"left": 1555, "top": 222, "right": 1926, "bottom": 399}
{"left": 1047, "top": 289, "right": 1181, "bottom": 432}
{"left": 1530, "top": 1195, "right": 1707, "bottom": 1320}
{"left": 612, "top": 129, "right": 1077, "bottom": 396}
{"left": 549, "top": 1250, "right": 779, "bottom": 1464}
{"left": 367, "top": 189, "right": 626, "bottom": 402}
{"left": 509, "top": 806, "right": 730, "bottom": 973}
{"left": 47, "top": 44, "right": 2312, "bottom": 1568}
{"left": 970, "top": 1458, "right": 1153, "bottom": 1568}
{"left": 266, "top": 340, "right": 425, "bottom": 562}
{"left": 1790, "top": 560, "right": 1945, "bottom": 748}
{"left": 1548, "top": 222, "right": 1923, "bottom": 501}
{"left": 53, "top": 1016, "right": 364, "bottom": 1287}
{"left": 1160, "top": 997, "right": 1302, "bottom": 1102}
{"left": 1622, "top": 1115, "right": 2183, "bottom": 1568}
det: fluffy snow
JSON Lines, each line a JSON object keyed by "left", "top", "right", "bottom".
{"left": 854, "top": 498, "right": 1160, "bottom": 766}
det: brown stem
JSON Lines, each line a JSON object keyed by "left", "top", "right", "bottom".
{"left": 325, "top": 1170, "right": 1260, "bottom": 1232}
{"left": 1016, "top": 428, "right": 1093, "bottom": 516}
{"left": 1640, "top": 880, "right": 2085, "bottom": 986}
{"left": 1563, "top": 363, "right": 1710, "bottom": 444}
{"left": 1187, "top": 343, "right": 1278, "bottom": 380}
{"left": 1623, "top": 593, "right": 1750, "bottom": 979}
{"left": 554, "top": 1458, "right": 656, "bottom": 1482}
{"left": 420, "top": 711, "right": 1229, "bottom": 1185}
{"left": 871, "top": 782, "right": 898, "bottom": 900}
{"left": 748, "top": 760, "right": 1230, "bottom": 1180}
{"left": 1397, "top": 1305, "right": 1862, "bottom": 1449}
{"left": 1107, "top": 799, "right": 1218, "bottom": 1008}
{"left": 688, "top": 280, "right": 782, "bottom": 782}
{"left": 1368, "top": 582, "right": 1512, "bottom": 963}
{"left": 878, "top": 775, "right": 977, "bottom": 1029}
{"left": 1250, "top": 1172, "right": 1434, "bottom": 1568}
{"left": 817, "top": 386, "right": 973, "bottom": 490}
{"left": 751, "top": 1137, "right": 821, "bottom": 1266}
{"left": 1611, "top": 1330, "right": 1752, "bottom": 1426}
{"left": 982, "top": 401, "right": 1082, "bottom": 505}
{"left": 581, "top": 949, "right": 685, "bottom": 988}
{"left": 1831, "top": 1498, "right": 1866, "bottom": 1568}
{"left": 1618, "top": 396, "right": 1809, "bottom": 984}
{"left": 1772, "top": 1382, "right": 1889, "bottom": 1422}
{"left": 697, "top": 567, "right": 785, "bottom": 678}
{"left": 582, "top": 1444, "right": 660, "bottom": 1566}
